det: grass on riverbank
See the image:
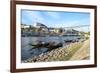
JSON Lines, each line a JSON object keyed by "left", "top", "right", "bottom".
{"left": 70, "top": 39, "right": 90, "bottom": 60}
{"left": 60, "top": 43, "right": 83, "bottom": 60}
{"left": 49, "top": 42, "right": 83, "bottom": 61}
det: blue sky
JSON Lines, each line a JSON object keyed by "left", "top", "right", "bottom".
{"left": 21, "top": 10, "right": 90, "bottom": 32}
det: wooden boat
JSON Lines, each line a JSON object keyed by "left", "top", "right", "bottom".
{"left": 30, "top": 41, "right": 63, "bottom": 51}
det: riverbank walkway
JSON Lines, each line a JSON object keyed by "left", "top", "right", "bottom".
{"left": 70, "top": 39, "right": 90, "bottom": 60}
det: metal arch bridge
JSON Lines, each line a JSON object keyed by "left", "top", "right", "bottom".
{"left": 61, "top": 25, "right": 90, "bottom": 29}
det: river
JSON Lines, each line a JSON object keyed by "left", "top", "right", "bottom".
{"left": 21, "top": 35, "right": 81, "bottom": 61}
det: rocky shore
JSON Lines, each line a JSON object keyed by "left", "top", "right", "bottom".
{"left": 22, "top": 41, "right": 85, "bottom": 63}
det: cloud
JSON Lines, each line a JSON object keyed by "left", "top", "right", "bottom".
{"left": 45, "top": 12, "right": 60, "bottom": 19}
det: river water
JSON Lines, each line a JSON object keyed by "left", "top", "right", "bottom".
{"left": 21, "top": 36, "right": 81, "bottom": 60}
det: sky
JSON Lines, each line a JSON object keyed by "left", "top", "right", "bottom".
{"left": 21, "top": 9, "right": 90, "bottom": 32}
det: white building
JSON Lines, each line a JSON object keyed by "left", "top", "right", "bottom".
{"left": 21, "top": 24, "right": 30, "bottom": 29}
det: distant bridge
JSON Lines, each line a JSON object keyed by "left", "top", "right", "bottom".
{"left": 62, "top": 25, "right": 90, "bottom": 29}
